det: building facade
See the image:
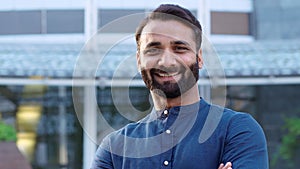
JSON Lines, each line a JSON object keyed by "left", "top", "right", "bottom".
{"left": 0, "top": 0, "right": 300, "bottom": 169}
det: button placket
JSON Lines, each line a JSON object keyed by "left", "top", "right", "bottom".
{"left": 161, "top": 130, "right": 173, "bottom": 168}
{"left": 161, "top": 117, "right": 174, "bottom": 168}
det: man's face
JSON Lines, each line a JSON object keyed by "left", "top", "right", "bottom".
{"left": 137, "top": 20, "right": 203, "bottom": 98}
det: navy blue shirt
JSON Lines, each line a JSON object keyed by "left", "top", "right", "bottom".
{"left": 92, "top": 99, "right": 269, "bottom": 169}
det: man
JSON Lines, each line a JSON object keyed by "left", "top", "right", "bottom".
{"left": 92, "top": 4, "right": 268, "bottom": 169}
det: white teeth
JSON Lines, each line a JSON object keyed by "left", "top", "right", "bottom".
{"left": 157, "top": 72, "right": 178, "bottom": 77}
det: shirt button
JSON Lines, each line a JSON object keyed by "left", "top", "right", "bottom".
{"left": 163, "top": 110, "right": 168, "bottom": 115}
{"left": 163, "top": 160, "right": 169, "bottom": 166}
{"left": 166, "top": 129, "right": 171, "bottom": 134}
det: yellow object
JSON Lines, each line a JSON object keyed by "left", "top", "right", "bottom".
{"left": 22, "top": 76, "right": 47, "bottom": 97}
{"left": 16, "top": 105, "right": 42, "bottom": 132}
{"left": 16, "top": 132, "right": 37, "bottom": 162}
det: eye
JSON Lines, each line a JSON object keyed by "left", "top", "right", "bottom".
{"left": 143, "top": 48, "right": 162, "bottom": 55}
{"left": 174, "top": 46, "right": 189, "bottom": 53}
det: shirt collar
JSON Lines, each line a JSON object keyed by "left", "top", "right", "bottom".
{"left": 146, "top": 97, "right": 207, "bottom": 121}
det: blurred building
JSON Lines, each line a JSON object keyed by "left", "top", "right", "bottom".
{"left": 0, "top": 0, "right": 299, "bottom": 169}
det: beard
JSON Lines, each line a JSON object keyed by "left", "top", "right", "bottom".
{"left": 141, "top": 59, "right": 199, "bottom": 98}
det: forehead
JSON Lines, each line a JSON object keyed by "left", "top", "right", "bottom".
{"left": 140, "top": 20, "right": 195, "bottom": 48}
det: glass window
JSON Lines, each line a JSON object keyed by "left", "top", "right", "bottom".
{"left": 211, "top": 12, "right": 251, "bottom": 35}
{"left": 0, "top": 85, "right": 83, "bottom": 169}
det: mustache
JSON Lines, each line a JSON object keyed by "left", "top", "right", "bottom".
{"left": 141, "top": 65, "right": 188, "bottom": 75}
{"left": 150, "top": 67, "right": 180, "bottom": 74}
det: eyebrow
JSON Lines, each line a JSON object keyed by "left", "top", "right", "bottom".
{"left": 171, "top": 40, "right": 191, "bottom": 46}
{"left": 145, "top": 42, "right": 161, "bottom": 48}
{"left": 145, "top": 40, "right": 191, "bottom": 48}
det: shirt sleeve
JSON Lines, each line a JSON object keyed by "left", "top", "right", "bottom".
{"left": 91, "top": 136, "right": 114, "bottom": 169}
{"left": 222, "top": 113, "right": 269, "bottom": 169}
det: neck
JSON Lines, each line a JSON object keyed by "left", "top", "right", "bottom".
{"left": 151, "top": 84, "right": 200, "bottom": 110}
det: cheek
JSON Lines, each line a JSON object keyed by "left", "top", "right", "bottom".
{"left": 140, "top": 57, "right": 158, "bottom": 69}
{"left": 178, "top": 56, "right": 196, "bottom": 67}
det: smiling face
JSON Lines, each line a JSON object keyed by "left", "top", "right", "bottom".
{"left": 137, "top": 20, "right": 203, "bottom": 98}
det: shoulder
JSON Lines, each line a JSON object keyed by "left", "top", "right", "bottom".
{"left": 215, "top": 106, "right": 267, "bottom": 150}
{"left": 100, "top": 114, "right": 152, "bottom": 148}
{"left": 204, "top": 100, "right": 262, "bottom": 132}
{"left": 200, "top": 99, "right": 254, "bottom": 123}
{"left": 204, "top": 100, "right": 265, "bottom": 140}
{"left": 201, "top": 100, "right": 258, "bottom": 130}
{"left": 221, "top": 108, "right": 263, "bottom": 134}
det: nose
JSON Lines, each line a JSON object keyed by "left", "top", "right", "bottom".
{"left": 157, "top": 50, "right": 176, "bottom": 67}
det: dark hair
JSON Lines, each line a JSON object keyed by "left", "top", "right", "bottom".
{"left": 135, "top": 4, "right": 202, "bottom": 51}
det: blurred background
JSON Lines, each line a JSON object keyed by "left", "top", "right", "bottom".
{"left": 0, "top": 0, "right": 299, "bottom": 169}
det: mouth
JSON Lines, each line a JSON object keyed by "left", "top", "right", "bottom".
{"left": 152, "top": 70, "right": 181, "bottom": 82}
{"left": 156, "top": 72, "right": 180, "bottom": 77}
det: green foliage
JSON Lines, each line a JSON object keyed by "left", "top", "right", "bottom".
{"left": 272, "top": 117, "right": 300, "bottom": 168}
{"left": 0, "top": 121, "right": 17, "bottom": 142}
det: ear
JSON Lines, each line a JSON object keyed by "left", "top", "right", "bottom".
{"left": 197, "top": 49, "right": 203, "bottom": 69}
{"left": 136, "top": 51, "right": 141, "bottom": 72}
